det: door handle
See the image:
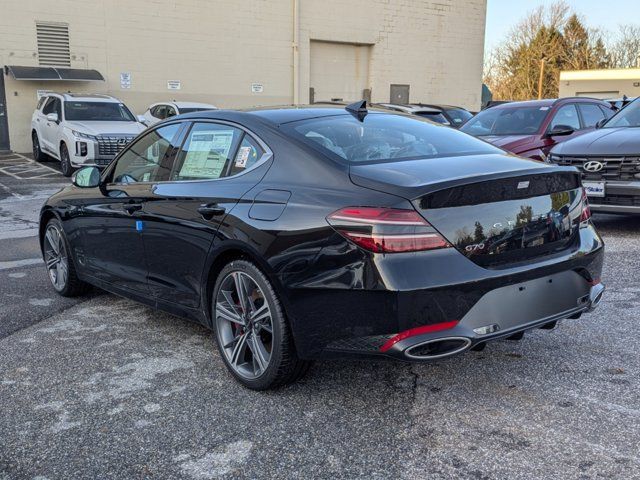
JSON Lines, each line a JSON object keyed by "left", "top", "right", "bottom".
{"left": 197, "top": 203, "right": 226, "bottom": 219}
{"left": 123, "top": 203, "right": 143, "bottom": 215}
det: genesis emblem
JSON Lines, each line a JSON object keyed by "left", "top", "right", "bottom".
{"left": 583, "top": 160, "right": 604, "bottom": 173}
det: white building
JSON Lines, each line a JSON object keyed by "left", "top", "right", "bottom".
{"left": 0, "top": 0, "right": 487, "bottom": 152}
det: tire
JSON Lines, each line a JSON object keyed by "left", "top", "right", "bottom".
{"left": 59, "top": 143, "right": 75, "bottom": 177}
{"left": 32, "top": 132, "right": 47, "bottom": 162}
{"left": 212, "top": 260, "right": 310, "bottom": 390}
{"left": 43, "top": 218, "right": 91, "bottom": 297}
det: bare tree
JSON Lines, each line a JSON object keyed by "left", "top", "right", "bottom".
{"left": 484, "top": 1, "right": 620, "bottom": 101}
{"left": 608, "top": 24, "right": 640, "bottom": 68}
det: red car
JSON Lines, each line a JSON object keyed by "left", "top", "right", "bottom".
{"left": 461, "top": 98, "right": 615, "bottom": 161}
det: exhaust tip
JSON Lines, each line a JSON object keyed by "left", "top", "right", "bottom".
{"left": 588, "top": 283, "right": 605, "bottom": 311}
{"left": 405, "top": 337, "right": 471, "bottom": 360}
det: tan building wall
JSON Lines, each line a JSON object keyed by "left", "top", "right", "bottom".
{"left": 559, "top": 68, "right": 640, "bottom": 100}
{"left": 1, "top": 0, "right": 487, "bottom": 152}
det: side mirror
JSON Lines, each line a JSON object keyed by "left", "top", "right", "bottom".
{"left": 546, "top": 124, "right": 574, "bottom": 137}
{"left": 46, "top": 113, "right": 59, "bottom": 123}
{"left": 137, "top": 115, "right": 147, "bottom": 125}
{"left": 595, "top": 118, "right": 607, "bottom": 129}
{"left": 72, "top": 166, "right": 101, "bottom": 188}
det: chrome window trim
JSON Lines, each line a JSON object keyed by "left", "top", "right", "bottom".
{"left": 105, "top": 119, "right": 273, "bottom": 187}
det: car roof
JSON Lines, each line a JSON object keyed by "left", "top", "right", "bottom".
{"left": 55, "top": 93, "right": 121, "bottom": 102}
{"left": 488, "top": 98, "right": 610, "bottom": 110}
{"left": 153, "top": 101, "right": 217, "bottom": 109}
{"left": 177, "top": 105, "right": 402, "bottom": 126}
{"left": 410, "top": 103, "right": 466, "bottom": 111}
{"left": 376, "top": 103, "right": 442, "bottom": 114}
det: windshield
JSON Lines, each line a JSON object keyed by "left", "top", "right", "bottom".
{"left": 445, "top": 108, "right": 473, "bottom": 126}
{"left": 603, "top": 99, "right": 640, "bottom": 128}
{"left": 461, "top": 106, "right": 549, "bottom": 136}
{"left": 64, "top": 102, "right": 136, "bottom": 122}
{"left": 285, "top": 113, "right": 501, "bottom": 163}
{"left": 414, "top": 112, "right": 450, "bottom": 124}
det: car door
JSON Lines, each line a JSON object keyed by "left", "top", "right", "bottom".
{"left": 139, "top": 120, "right": 271, "bottom": 308}
{"left": 542, "top": 103, "right": 583, "bottom": 156}
{"left": 40, "top": 97, "right": 62, "bottom": 155}
{"left": 76, "top": 123, "right": 184, "bottom": 294}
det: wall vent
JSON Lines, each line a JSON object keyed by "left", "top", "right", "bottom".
{"left": 36, "top": 22, "right": 71, "bottom": 67}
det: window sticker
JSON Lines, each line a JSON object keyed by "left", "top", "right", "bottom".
{"left": 179, "top": 130, "right": 234, "bottom": 179}
{"left": 235, "top": 146, "right": 252, "bottom": 168}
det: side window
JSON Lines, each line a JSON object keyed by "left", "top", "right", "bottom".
{"left": 155, "top": 105, "right": 167, "bottom": 119}
{"left": 171, "top": 122, "right": 243, "bottom": 181}
{"left": 549, "top": 104, "right": 581, "bottom": 130}
{"left": 229, "top": 134, "right": 265, "bottom": 176}
{"left": 111, "top": 123, "right": 182, "bottom": 184}
{"left": 166, "top": 106, "right": 177, "bottom": 118}
{"left": 599, "top": 105, "right": 615, "bottom": 119}
{"left": 42, "top": 97, "right": 57, "bottom": 115}
{"left": 36, "top": 96, "right": 48, "bottom": 110}
{"left": 578, "top": 104, "right": 605, "bottom": 128}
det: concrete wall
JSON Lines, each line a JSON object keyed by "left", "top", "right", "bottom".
{"left": 559, "top": 69, "right": 640, "bottom": 100}
{"left": 1, "top": 0, "right": 487, "bottom": 152}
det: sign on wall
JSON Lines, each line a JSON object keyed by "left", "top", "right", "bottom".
{"left": 167, "top": 80, "right": 182, "bottom": 90}
{"left": 120, "top": 72, "right": 131, "bottom": 89}
{"left": 251, "top": 83, "right": 264, "bottom": 94}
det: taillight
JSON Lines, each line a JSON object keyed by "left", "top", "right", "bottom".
{"left": 580, "top": 188, "right": 591, "bottom": 225}
{"left": 326, "top": 207, "right": 451, "bottom": 253}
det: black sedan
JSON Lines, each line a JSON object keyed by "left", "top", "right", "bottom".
{"left": 550, "top": 97, "right": 640, "bottom": 214}
{"left": 39, "top": 102, "right": 605, "bottom": 389}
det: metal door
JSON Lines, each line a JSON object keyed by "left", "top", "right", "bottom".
{"left": 0, "top": 72, "right": 10, "bottom": 151}
{"left": 390, "top": 84, "right": 410, "bottom": 104}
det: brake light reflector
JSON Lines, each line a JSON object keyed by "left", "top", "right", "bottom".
{"left": 327, "top": 207, "right": 451, "bottom": 253}
{"left": 580, "top": 188, "right": 591, "bottom": 224}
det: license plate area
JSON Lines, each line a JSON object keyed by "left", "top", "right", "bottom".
{"left": 583, "top": 181, "right": 605, "bottom": 197}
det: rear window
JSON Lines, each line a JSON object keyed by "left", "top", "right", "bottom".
{"left": 445, "top": 108, "right": 473, "bottom": 125}
{"left": 285, "top": 113, "right": 500, "bottom": 164}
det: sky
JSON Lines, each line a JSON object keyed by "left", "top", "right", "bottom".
{"left": 485, "top": 0, "right": 640, "bottom": 53}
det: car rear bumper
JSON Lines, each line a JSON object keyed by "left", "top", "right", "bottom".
{"left": 283, "top": 224, "right": 604, "bottom": 359}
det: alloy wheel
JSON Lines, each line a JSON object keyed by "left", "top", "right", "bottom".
{"left": 44, "top": 224, "right": 69, "bottom": 291}
{"left": 215, "top": 271, "right": 274, "bottom": 379}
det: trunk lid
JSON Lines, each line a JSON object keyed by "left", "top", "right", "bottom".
{"left": 349, "top": 154, "right": 583, "bottom": 268}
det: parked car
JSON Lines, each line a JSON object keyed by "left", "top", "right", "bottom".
{"left": 549, "top": 97, "right": 640, "bottom": 214}
{"left": 460, "top": 98, "right": 615, "bottom": 161}
{"left": 141, "top": 101, "right": 217, "bottom": 126}
{"left": 606, "top": 95, "right": 636, "bottom": 111}
{"left": 410, "top": 103, "right": 474, "bottom": 128}
{"left": 377, "top": 103, "right": 473, "bottom": 128}
{"left": 31, "top": 93, "right": 146, "bottom": 176}
{"left": 376, "top": 103, "right": 455, "bottom": 126}
{"left": 39, "top": 102, "right": 604, "bottom": 389}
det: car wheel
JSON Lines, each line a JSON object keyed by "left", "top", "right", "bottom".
{"left": 32, "top": 132, "right": 46, "bottom": 162}
{"left": 59, "top": 144, "right": 75, "bottom": 177}
{"left": 43, "top": 218, "right": 90, "bottom": 297}
{"left": 212, "top": 260, "right": 310, "bottom": 390}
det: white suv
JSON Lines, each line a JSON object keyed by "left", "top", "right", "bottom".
{"left": 31, "top": 93, "right": 146, "bottom": 176}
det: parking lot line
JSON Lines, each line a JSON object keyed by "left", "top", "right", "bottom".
{"left": 0, "top": 258, "right": 42, "bottom": 270}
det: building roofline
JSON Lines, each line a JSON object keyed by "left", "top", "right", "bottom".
{"left": 560, "top": 68, "right": 640, "bottom": 81}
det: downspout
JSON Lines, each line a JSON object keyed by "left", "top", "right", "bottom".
{"left": 292, "top": 0, "right": 300, "bottom": 104}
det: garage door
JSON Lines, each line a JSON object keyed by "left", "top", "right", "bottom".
{"left": 310, "top": 41, "right": 371, "bottom": 103}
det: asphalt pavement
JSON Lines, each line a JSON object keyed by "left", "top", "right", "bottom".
{"left": 1, "top": 153, "right": 639, "bottom": 479}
